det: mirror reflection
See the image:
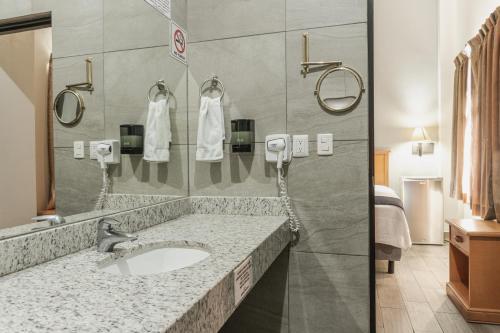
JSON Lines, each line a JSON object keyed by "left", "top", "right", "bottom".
{"left": 0, "top": 7, "right": 188, "bottom": 240}
{"left": 54, "top": 89, "right": 84, "bottom": 125}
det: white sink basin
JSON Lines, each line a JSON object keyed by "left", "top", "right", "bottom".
{"left": 99, "top": 246, "right": 210, "bottom": 276}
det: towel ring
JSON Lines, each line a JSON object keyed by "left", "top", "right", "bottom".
{"left": 314, "top": 66, "right": 365, "bottom": 113}
{"left": 148, "top": 80, "right": 170, "bottom": 103}
{"left": 200, "top": 75, "right": 224, "bottom": 99}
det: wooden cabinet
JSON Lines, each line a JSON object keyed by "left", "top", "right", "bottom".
{"left": 446, "top": 218, "right": 500, "bottom": 324}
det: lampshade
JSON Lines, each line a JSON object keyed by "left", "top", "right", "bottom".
{"left": 411, "top": 127, "right": 431, "bottom": 142}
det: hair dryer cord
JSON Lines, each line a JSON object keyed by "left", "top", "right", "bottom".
{"left": 94, "top": 166, "right": 110, "bottom": 211}
{"left": 278, "top": 167, "right": 300, "bottom": 233}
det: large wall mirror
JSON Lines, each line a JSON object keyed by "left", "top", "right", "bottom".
{"left": 0, "top": 3, "right": 188, "bottom": 240}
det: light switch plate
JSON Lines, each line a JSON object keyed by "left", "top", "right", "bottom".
{"left": 317, "top": 134, "right": 333, "bottom": 156}
{"left": 293, "top": 135, "right": 309, "bottom": 157}
{"left": 73, "top": 141, "right": 85, "bottom": 159}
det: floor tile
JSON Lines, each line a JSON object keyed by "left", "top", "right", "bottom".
{"left": 381, "top": 308, "right": 413, "bottom": 333}
{"left": 377, "top": 284, "right": 405, "bottom": 309}
{"left": 435, "top": 313, "right": 474, "bottom": 333}
{"left": 405, "top": 301, "right": 442, "bottom": 332}
{"left": 422, "top": 288, "right": 458, "bottom": 314}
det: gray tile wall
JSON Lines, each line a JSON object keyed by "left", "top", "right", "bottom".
{"left": 2, "top": 1, "right": 370, "bottom": 330}
{"left": 187, "top": 0, "right": 369, "bottom": 332}
{"left": 0, "top": 1, "right": 189, "bottom": 215}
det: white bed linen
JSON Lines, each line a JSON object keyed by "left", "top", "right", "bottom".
{"left": 375, "top": 185, "right": 412, "bottom": 250}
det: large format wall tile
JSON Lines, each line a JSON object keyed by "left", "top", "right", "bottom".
{"left": 187, "top": 0, "right": 285, "bottom": 42}
{"left": 103, "top": 0, "right": 170, "bottom": 52}
{"left": 110, "top": 145, "right": 189, "bottom": 196}
{"left": 288, "top": 141, "right": 369, "bottom": 255}
{"left": 189, "top": 144, "right": 278, "bottom": 197}
{"left": 170, "top": 0, "right": 187, "bottom": 29}
{"left": 54, "top": 148, "right": 101, "bottom": 216}
{"left": 0, "top": 0, "right": 31, "bottom": 20}
{"left": 220, "top": 247, "right": 289, "bottom": 333}
{"left": 188, "top": 33, "right": 286, "bottom": 143}
{"left": 32, "top": 0, "right": 103, "bottom": 58}
{"left": 286, "top": 24, "right": 368, "bottom": 140}
{"left": 289, "top": 252, "right": 369, "bottom": 333}
{"left": 286, "top": 0, "right": 367, "bottom": 30}
{"left": 104, "top": 46, "right": 188, "bottom": 144}
{"left": 52, "top": 53, "right": 104, "bottom": 147}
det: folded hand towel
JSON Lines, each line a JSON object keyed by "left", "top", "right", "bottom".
{"left": 144, "top": 99, "right": 171, "bottom": 162}
{"left": 196, "top": 96, "right": 225, "bottom": 162}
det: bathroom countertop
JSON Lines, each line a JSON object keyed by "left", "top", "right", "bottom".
{"left": 0, "top": 214, "right": 290, "bottom": 333}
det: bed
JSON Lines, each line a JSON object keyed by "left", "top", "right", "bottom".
{"left": 374, "top": 150, "right": 412, "bottom": 274}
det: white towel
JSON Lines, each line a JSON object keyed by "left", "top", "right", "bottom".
{"left": 144, "top": 99, "right": 171, "bottom": 162}
{"left": 196, "top": 96, "right": 225, "bottom": 162}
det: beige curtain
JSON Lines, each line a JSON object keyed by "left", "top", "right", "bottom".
{"left": 469, "top": 35, "right": 482, "bottom": 215}
{"left": 468, "top": 11, "right": 499, "bottom": 219}
{"left": 491, "top": 8, "right": 500, "bottom": 219}
{"left": 450, "top": 54, "right": 468, "bottom": 201}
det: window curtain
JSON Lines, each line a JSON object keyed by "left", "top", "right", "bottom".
{"left": 466, "top": 10, "right": 500, "bottom": 220}
{"left": 450, "top": 54, "right": 468, "bottom": 201}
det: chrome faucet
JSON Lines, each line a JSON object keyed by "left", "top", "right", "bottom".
{"left": 32, "top": 215, "right": 66, "bottom": 226}
{"left": 97, "top": 218, "right": 137, "bottom": 253}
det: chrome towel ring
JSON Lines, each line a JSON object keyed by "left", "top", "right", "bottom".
{"left": 314, "top": 66, "right": 365, "bottom": 113}
{"left": 200, "top": 75, "right": 224, "bottom": 99}
{"left": 148, "top": 79, "right": 170, "bottom": 103}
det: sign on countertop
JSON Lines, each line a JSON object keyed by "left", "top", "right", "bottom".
{"left": 234, "top": 256, "right": 253, "bottom": 305}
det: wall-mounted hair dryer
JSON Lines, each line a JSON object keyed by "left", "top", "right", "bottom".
{"left": 265, "top": 134, "right": 300, "bottom": 233}
{"left": 265, "top": 134, "right": 292, "bottom": 169}
{"left": 94, "top": 140, "right": 120, "bottom": 169}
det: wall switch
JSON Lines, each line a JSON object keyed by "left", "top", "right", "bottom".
{"left": 317, "top": 134, "right": 333, "bottom": 156}
{"left": 293, "top": 135, "right": 309, "bottom": 157}
{"left": 73, "top": 141, "right": 85, "bottom": 159}
{"left": 89, "top": 141, "right": 99, "bottom": 160}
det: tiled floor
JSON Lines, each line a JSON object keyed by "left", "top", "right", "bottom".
{"left": 376, "top": 243, "right": 500, "bottom": 333}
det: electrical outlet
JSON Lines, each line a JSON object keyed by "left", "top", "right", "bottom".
{"left": 293, "top": 135, "right": 309, "bottom": 157}
{"left": 89, "top": 141, "right": 99, "bottom": 160}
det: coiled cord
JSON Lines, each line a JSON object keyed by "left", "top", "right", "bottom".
{"left": 94, "top": 167, "right": 110, "bottom": 211}
{"left": 278, "top": 167, "right": 300, "bottom": 233}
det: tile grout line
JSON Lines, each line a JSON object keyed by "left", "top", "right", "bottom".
{"left": 187, "top": 21, "right": 369, "bottom": 45}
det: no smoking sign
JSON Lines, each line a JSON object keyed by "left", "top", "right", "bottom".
{"left": 170, "top": 21, "right": 187, "bottom": 64}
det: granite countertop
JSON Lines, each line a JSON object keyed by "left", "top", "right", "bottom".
{"left": 0, "top": 214, "right": 289, "bottom": 333}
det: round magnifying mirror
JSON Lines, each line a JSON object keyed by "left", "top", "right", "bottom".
{"left": 53, "top": 89, "right": 85, "bottom": 126}
{"left": 314, "top": 66, "right": 365, "bottom": 113}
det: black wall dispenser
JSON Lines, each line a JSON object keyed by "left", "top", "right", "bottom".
{"left": 231, "top": 119, "right": 254, "bottom": 153}
{"left": 120, "top": 124, "right": 144, "bottom": 154}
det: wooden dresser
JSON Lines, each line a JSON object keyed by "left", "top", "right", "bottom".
{"left": 446, "top": 218, "right": 500, "bottom": 324}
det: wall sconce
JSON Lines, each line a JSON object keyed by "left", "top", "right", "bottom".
{"left": 411, "top": 127, "right": 434, "bottom": 157}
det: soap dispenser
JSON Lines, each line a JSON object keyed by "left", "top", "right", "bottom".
{"left": 120, "top": 124, "right": 144, "bottom": 154}
{"left": 231, "top": 119, "right": 255, "bottom": 153}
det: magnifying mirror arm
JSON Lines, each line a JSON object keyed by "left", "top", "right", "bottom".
{"left": 300, "top": 33, "right": 342, "bottom": 77}
{"left": 66, "top": 58, "right": 94, "bottom": 92}
{"left": 301, "top": 61, "right": 343, "bottom": 77}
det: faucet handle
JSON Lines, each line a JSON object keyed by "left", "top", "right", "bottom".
{"left": 32, "top": 215, "right": 65, "bottom": 225}
{"left": 97, "top": 217, "right": 121, "bottom": 231}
